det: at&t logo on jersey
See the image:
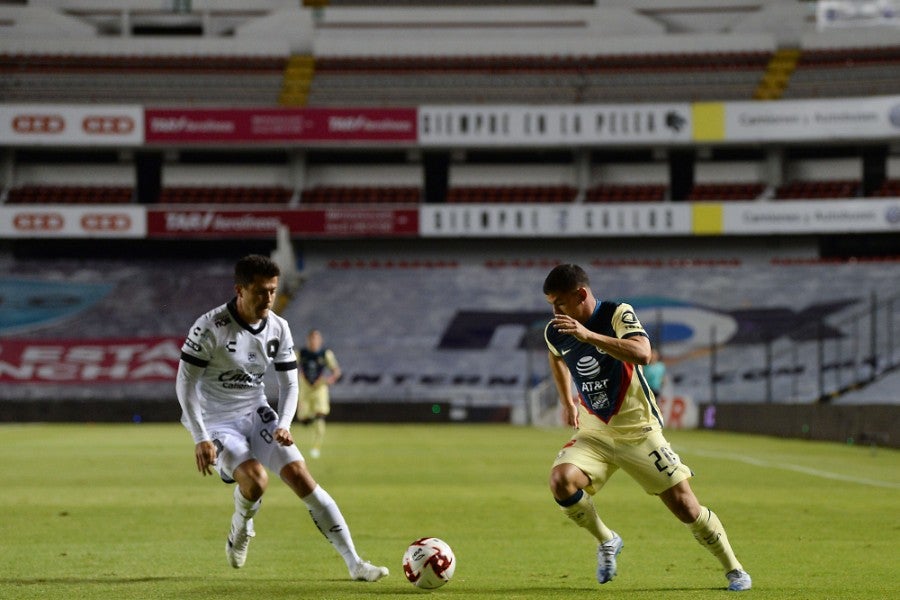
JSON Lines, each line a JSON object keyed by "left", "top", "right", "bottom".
{"left": 575, "top": 356, "right": 611, "bottom": 411}
{"left": 576, "top": 355, "right": 601, "bottom": 378}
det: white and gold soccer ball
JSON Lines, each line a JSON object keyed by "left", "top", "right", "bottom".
{"left": 402, "top": 537, "right": 456, "bottom": 589}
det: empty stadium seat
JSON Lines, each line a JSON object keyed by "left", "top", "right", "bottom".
{"left": 158, "top": 186, "right": 292, "bottom": 204}
{"left": 583, "top": 184, "right": 667, "bottom": 203}
{"left": 774, "top": 180, "right": 860, "bottom": 200}
{"left": 5, "top": 185, "right": 133, "bottom": 204}
{"left": 3, "top": 251, "right": 898, "bottom": 406}
{"left": 446, "top": 185, "right": 576, "bottom": 203}
{"left": 782, "top": 45, "right": 900, "bottom": 99}
{"left": 687, "top": 182, "right": 766, "bottom": 201}
{"left": 301, "top": 186, "right": 421, "bottom": 204}
{"left": 873, "top": 179, "right": 900, "bottom": 197}
{"left": 0, "top": 53, "right": 287, "bottom": 105}
{"left": 308, "top": 51, "right": 771, "bottom": 106}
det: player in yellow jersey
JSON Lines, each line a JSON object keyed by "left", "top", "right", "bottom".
{"left": 296, "top": 329, "right": 341, "bottom": 458}
{"left": 542, "top": 264, "right": 751, "bottom": 592}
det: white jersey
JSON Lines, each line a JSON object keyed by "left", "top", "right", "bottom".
{"left": 179, "top": 299, "right": 297, "bottom": 430}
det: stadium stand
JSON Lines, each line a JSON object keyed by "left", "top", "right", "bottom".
{"left": 1, "top": 1, "right": 899, "bottom": 421}
{"left": 158, "top": 186, "right": 293, "bottom": 205}
{"left": 687, "top": 183, "right": 766, "bottom": 202}
{"left": 782, "top": 45, "right": 900, "bottom": 99}
{"left": 0, "top": 52, "right": 769, "bottom": 106}
{"left": 584, "top": 183, "right": 667, "bottom": 203}
{"left": 307, "top": 51, "right": 771, "bottom": 106}
{"left": 5, "top": 185, "right": 133, "bottom": 204}
{"left": 272, "top": 253, "right": 900, "bottom": 407}
{"left": 3, "top": 251, "right": 897, "bottom": 408}
{"left": 1, "top": 2, "right": 899, "bottom": 107}
{"left": 0, "top": 53, "right": 288, "bottom": 105}
{"left": 7, "top": 176, "right": 876, "bottom": 206}
{"left": 774, "top": 179, "right": 861, "bottom": 200}
{"left": 873, "top": 179, "right": 900, "bottom": 198}
{"left": 301, "top": 185, "right": 420, "bottom": 204}
{"left": 446, "top": 185, "right": 576, "bottom": 204}
{"left": 0, "top": 175, "right": 886, "bottom": 207}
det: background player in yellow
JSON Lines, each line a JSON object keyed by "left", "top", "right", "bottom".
{"left": 297, "top": 329, "right": 341, "bottom": 458}
{"left": 542, "top": 263, "right": 751, "bottom": 592}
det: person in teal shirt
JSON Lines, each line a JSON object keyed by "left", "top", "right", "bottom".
{"left": 643, "top": 348, "right": 666, "bottom": 397}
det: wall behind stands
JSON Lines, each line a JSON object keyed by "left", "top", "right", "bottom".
{"left": 312, "top": 7, "right": 665, "bottom": 57}
{"left": 701, "top": 403, "right": 899, "bottom": 449}
{"left": 0, "top": 398, "right": 510, "bottom": 425}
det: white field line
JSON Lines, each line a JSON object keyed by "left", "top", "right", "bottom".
{"left": 682, "top": 447, "right": 900, "bottom": 490}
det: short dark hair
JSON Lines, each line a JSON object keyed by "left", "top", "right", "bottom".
{"left": 234, "top": 254, "right": 280, "bottom": 286}
{"left": 543, "top": 263, "right": 589, "bottom": 295}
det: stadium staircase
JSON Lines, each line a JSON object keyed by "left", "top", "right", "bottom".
{"left": 279, "top": 55, "right": 315, "bottom": 106}
{"left": 753, "top": 47, "right": 800, "bottom": 100}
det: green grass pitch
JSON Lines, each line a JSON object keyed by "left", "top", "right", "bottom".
{"left": 0, "top": 422, "right": 897, "bottom": 600}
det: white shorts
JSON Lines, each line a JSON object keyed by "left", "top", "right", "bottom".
{"left": 207, "top": 404, "right": 303, "bottom": 483}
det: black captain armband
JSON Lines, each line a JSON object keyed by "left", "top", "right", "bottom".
{"left": 275, "top": 360, "right": 298, "bottom": 371}
{"left": 180, "top": 352, "right": 209, "bottom": 368}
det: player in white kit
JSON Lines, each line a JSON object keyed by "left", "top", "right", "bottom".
{"left": 175, "top": 254, "right": 388, "bottom": 581}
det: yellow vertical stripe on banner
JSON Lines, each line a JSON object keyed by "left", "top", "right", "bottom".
{"left": 692, "top": 204, "right": 724, "bottom": 235}
{"left": 692, "top": 102, "right": 726, "bottom": 141}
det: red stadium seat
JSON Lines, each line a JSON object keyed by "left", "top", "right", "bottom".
{"left": 446, "top": 185, "right": 576, "bottom": 204}
{"left": 301, "top": 186, "right": 420, "bottom": 205}
{"left": 774, "top": 180, "right": 860, "bottom": 200}
{"left": 5, "top": 185, "right": 133, "bottom": 204}
{"left": 687, "top": 183, "right": 766, "bottom": 201}
{"left": 584, "top": 184, "right": 667, "bottom": 203}
{"left": 158, "top": 186, "right": 292, "bottom": 205}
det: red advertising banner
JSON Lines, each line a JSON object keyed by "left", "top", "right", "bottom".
{"left": 146, "top": 208, "right": 418, "bottom": 238}
{"left": 0, "top": 337, "right": 182, "bottom": 383}
{"left": 145, "top": 107, "right": 417, "bottom": 143}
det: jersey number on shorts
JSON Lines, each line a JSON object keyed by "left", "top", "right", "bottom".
{"left": 649, "top": 446, "right": 680, "bottom": 477}
{"left": 257, "top": 406, "right": 277, "bottom": 444}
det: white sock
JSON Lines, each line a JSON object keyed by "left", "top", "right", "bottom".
{"left": 233, "top": 486, "right": 261, "bottom": 520}
{"left": 303, "top": 485, "right": 360, "bottom": 569}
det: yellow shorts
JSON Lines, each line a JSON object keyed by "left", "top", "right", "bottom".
{"left": 552, "top": 427, "right": 692, "bottom": 496}
{"left": 298, "top": 384, "right": 330, "bottom": 419}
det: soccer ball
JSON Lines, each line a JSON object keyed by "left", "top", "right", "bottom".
{"left": 402, "top": 537, "right": 456, "bottom": 589}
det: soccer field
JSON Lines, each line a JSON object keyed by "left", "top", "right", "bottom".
{"left": 0, "top": 423, "right": 897, "bottom": 600}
